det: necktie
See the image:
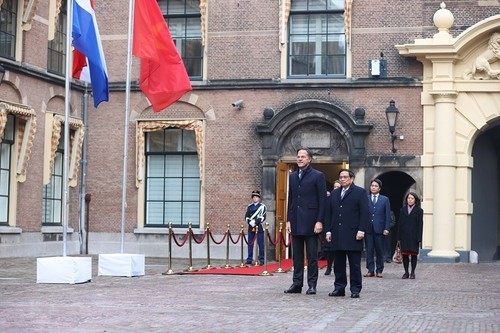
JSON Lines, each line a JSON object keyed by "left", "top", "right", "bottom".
{"left": 298, "top": 170, "right": 302, "bottom": 179}
{"left": 372, "top": 195, "right": 377, "bottom": 204}
{"left": 341, "top": 188, "right": 346, "bottom": 199}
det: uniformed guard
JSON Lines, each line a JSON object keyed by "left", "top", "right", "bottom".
{"left": 245, "top": 190, "right": 267, "bottom": 265}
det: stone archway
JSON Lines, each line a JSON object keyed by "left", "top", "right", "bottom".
{"left": 397, "top": 8, "right": 500, "bottom": 262}
{"left": 471, "top": 121, "right": 500, "bottom": 262}
{"left": 256, "top": 99, "right": 372, "bottom": 248}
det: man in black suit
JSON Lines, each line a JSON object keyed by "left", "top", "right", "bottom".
{"left": 326, "top": 169, "right": 369, "bottom": 298}
{"left": 284, "top": 148, "right": 326, "bottom": 295}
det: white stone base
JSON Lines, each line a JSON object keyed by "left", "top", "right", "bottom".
{"left": 98, "top": 253, "right": 145, "bottom": 277}
{"left": 36, "top": 256, "right": 92, "bottom": 284}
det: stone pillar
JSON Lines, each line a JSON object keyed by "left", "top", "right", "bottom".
{"left": 428, "top": 93, "right": 459, "bottom": 260}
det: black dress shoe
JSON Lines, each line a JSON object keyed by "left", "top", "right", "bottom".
{"left": 306, "top": 287, "right": 316, "bottom": 295}
{"left": 284, "top": 285, "right": 302, "bottom": 294}
{"left": 328, "top": 289, "right": 345, "bottom": 297}
{"left": 351, "top": 293, "right": 360, "bottom": 298}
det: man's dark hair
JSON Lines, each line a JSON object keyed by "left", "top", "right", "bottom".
{"left": 371, "top": 178, "right": 382, "bottom": 188}
{"left": 339, "top": 168, "right": 355, "bottom": 178}
{"left": 296, "top": 147, "right": 314, "bottom": 159}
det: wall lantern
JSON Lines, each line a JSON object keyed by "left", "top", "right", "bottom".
{"left": 385, "top": 100, "right": 399, "bottom": 153}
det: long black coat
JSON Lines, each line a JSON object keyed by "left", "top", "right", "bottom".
{"left": 287, "top": 166, "right": 326, "bottom": 236}
{"left": 328, "top": 184, "right": 369, "bottom": 251}
{"left": 397, "top": 205, "right": 423, "bottom": 253}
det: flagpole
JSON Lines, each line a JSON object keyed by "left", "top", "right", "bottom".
{"left": 62, "top": 0, "right": 74, "bottom": 257}
{"left": 120, "top": 0, "right": 135, "bottom": 253}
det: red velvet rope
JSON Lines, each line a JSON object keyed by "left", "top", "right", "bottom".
{"left": 191, "top": 230, "right": 207, "bottom": 244}
{"left": 170, "top": 229, "right": 190, "bottom": 247}
{"left": 209, "top": 230, "right": 228, "bottom": 245}
{"left": 267, "top": 231, "right": 278, "bottom": 246}
{"left": 281, "top": 233, "right": 292, "bottom": 248}
{"left": 243, "top": 231, "right": 258, "bottom": 246}
{"left": 228, "top": 230, "right": 242, "bottom": 244}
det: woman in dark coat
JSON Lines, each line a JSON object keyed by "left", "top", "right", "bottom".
{"left": 397, "top": 192, "right": 423, "bottom": 279}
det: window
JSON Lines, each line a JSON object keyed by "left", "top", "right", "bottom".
{"left": 145, "top": 128, "right": 200, "bottom": 227}
{"left": 42, "top": 127, "right": 64, "bottom": 225}
{"left": 288, "top": 0, "right": 346, "bottom": 77}
{"left": 0, "top": 0, "right": 18, "bottom": 59}
{"left": 159, "top": 0, "right": 203, "bottom": 79}
{"left": 47, "top": 0, "right": 67, "bottom": 75}
{"left": 0, "top": 114, "right": 15, "bottom": 224}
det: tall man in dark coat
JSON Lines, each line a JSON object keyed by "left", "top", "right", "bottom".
{"left": 326, "top": 169, "right": 369, "bottom": 298}
{"left": 284, "top": 148, "right": 326, "bottom": 295}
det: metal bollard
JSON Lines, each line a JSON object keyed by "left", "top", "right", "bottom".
{"left": 162, "top": 222, "right": 175, "bottom": 275}
{"left": 184, "top": 223, "right": 197, "bottom": 272}
{"left": 239, "top": 225, "right": 246, "bottom": 267}
{"left": 259, "top": 222, "right": 272, "bottom": 276}
{"left": 203, "top": 223, "right": 215, "bottom": 269}
{"left": 275, "top": 222, "right": 286, "bottom": 273}
{"left": 223, "top": 224, "right": 233, "bottom": 268}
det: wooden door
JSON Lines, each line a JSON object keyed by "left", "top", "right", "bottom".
{"left": 275, "top": 163, "right": 289, "bottom": 260}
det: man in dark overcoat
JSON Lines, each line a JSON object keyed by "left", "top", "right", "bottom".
{"left": 326, "top": 169, "right": 369, "bottom": 298}
{"left": 284, "top": 148, "right": 326, "bottom": 295}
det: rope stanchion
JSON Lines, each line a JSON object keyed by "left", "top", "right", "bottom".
{"left": 162, "top": 222, "right": 175, "bottom": 275}
{"left": 203, "top": 223, "right": 216, "bottom": 270}
{"left": 274, "top": 222, "right": 286, "bottom": 273}
{"left": 259, "top": 222, "right": 272, "bottom": 276}
{"left": 238, "top": 225, "right": 246, "bottom": 267}
{"left": 253, "top": 227, "right": 260, "bottom": 267}
{"left": 223, "top": 224, "right": 233, "bottom": 269}
{"left": 183, "top": 223, "right": 197, "bottom": 272}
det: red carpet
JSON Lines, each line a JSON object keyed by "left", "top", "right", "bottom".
{"left": 180, "top": 259, "right": 327, "bottom": 276}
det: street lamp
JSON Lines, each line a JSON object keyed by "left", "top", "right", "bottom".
{"left": 385, "top": 100, "right": 399, "bottom": 153}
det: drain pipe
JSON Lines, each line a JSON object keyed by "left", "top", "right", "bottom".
{"left": 79, "top": 83, "right": 89, "bottom": 254}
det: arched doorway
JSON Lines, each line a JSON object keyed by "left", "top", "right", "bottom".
{"left": 376, "top": 171, "right": 417, "bottom": 257}
{"left": 471, "top": 122, "right": 500, "bottom": 262}
{"left": 257, "top": 100, "right": 373, "bottom": 260}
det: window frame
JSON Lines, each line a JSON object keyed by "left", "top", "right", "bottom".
{"left": 42, "top": 127, "right": 65, "bottom": 226}
{"left": 144, "top": 128, "right": 201, "bottom": 228}
{"left": 159, "top": 0, "right": 203, "bottom": 80}
{"left": 0, "top": 114, "right": 15, "bottom": 225}
{"left": 287, "top": 0, "right": 346, "bottom": 78}
{"left": 47, "top": 0, "right": 67, "bottom": 76}
{"left": 0, "top": 0, "right": 19, "bottom": 60}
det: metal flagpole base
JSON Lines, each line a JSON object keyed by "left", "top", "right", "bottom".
{"left": 162, "top": 269, "right": 175, "bottom": 275}
{"left": 203, "top": 265, "right": 216, "bottom": 270}
{"left": 184, "top": 267, "right": 198, "bottom": 272}
{"left": 259, "top": 270, "right": 273, "bottom": 276}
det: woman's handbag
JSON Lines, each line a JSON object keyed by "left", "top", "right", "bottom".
{"left": 393, "top": 241, "right": 403, "bottom": 264}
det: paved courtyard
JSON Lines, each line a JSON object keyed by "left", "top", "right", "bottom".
{"left": 0, "top": 256, "right": 499, "bottom": 333}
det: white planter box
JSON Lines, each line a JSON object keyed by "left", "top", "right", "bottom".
{"left": 98, "top": 253, "right": 145, "bottom": 277}
{"left": 37, "top": 256, "right": 92, "bottom": 284}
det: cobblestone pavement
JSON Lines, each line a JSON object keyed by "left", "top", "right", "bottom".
{"left": 0, "top": 256, "right": 499, "bottom": 333}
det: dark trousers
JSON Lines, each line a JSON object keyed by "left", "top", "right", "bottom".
{"left": 365, "top": 233, "right": 385, "bottom": 273}
{"left": 333, "top": 250, "right": 362, "bottom": 294}
{"left": 291, "top": 235, "right": 319, "bottom": 288}
{"left": 383, "top": 233, "right": 393, "bottom": 261}
{"left": 247, "top": 231, "right": 264, "bottom": 263}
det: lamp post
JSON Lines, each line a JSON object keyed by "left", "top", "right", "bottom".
{"left": 385, "top": 100, "right": 399, "bottom": 153}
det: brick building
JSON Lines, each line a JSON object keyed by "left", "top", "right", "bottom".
{"left": 0, "top": 0, "right": 499, "bottom": 262}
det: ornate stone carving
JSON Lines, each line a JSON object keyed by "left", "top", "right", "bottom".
{"left": 281, "top": 122, "right": 348, "bottom": 159}
{"left": 464, "top": 32, "right": 500, "bottom": 80}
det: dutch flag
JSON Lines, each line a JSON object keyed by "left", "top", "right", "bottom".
{"left": 72, "top": 0, "right": 109, "bottom": 108}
